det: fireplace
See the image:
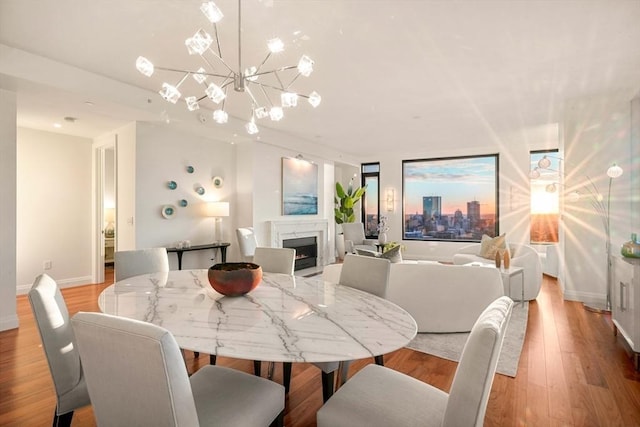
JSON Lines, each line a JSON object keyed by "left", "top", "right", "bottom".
{"left": 283, "top": 237, "right": 317, "bottom": 271}
{"left": 268, "top": 219, "right": 330, "bottom": 267}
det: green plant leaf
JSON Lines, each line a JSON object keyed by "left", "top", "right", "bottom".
{"left": 336, "top": 182, "right": 346, "bottom": 198}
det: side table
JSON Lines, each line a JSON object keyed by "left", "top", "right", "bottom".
{"left": 464, "top": 262, "right": 525, "bottom": 304}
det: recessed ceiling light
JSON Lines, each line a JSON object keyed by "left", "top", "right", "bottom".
{"left": 53, "top": 123, "right": 62, "bottom": 128}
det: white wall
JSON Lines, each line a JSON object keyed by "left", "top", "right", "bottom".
{"left": 0, "top": 89, "right": 17, "bottom": 330}
{"left": 16, "top": 128, "right": 93, "bottom": 293}
{"left": 134, "top": 122, "right": 237, "bottom": 269}
{"left": 563, "top": 93, "right": 637, "bottom": 304}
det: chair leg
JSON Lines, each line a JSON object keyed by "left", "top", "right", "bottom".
{"left": 267, "top": 361, "right": 275, "bottom": 379}
{"left": 194, "top": 351, "right": 200, "bottom": 358}
{"left": 209, "top": 354, "right": 216, "bottom": 365}
{"left": 321, "top": 371, "right": 335, "bottom": 403}
{"left": 375, "top": 354, "right": 384, "bottom": 366}
{"left": 52, "top": 408, "right": 73, "bottom": 427}
{"left": 254, "top": 360, "right": 262, "bottom": 376}
{"left": 269, "top": 410, "right": 285, "bottom": 427}
{"left": 283, "top": 362, "right": 292, "bottom": 394}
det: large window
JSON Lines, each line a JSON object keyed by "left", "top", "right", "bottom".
{"left": 361, "top": 163, "right": 380, "bottom": 238}
{"left": 530, "top": 150, "right": 559, "bottom": 243}
{"left": 402, "top": 155, "right": 499, "bottom": 241}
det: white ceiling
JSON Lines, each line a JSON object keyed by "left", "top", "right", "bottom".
{"left": 1, "top": 0, "right": 639, "bottom": 161}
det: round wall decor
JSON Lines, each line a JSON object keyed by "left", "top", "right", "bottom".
{"left": 212, "top": 176, "right": 224, "bottom": 188}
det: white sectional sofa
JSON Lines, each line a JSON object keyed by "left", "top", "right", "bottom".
{"left": 322, "top": 261, "right": 504, "bottom": 333}
{"left": 452, "top": 243, "right": 542, "bottom": 301}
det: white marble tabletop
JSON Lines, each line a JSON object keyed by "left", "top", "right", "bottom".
{"left": 98, "top": 269, "right": 417, "bottom": 364}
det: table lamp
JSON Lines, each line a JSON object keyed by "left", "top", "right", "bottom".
{"left": 206, "top": 201, "right": 229, "bottom": 243}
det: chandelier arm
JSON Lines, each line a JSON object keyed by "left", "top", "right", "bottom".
{"left": 285, "top": 72, "right": 302, "bottom": 90}
{"left": 175, "top": 72, "right": 190, "bottom": 88}
{"left": 212, "top": 23, "right": 223, "bottom": 59}
{"left": 205, "top": 48, "right": 235, "bottom": 74}
{"left": 254, "top": 52, "right": 273, "bottom": 75}
{"left": 244, "top": 86, "right": 260, "bottom": 107}
{"left": 154, "top": 66, "right": 230, "bottom": 80}
{"left": 253, "top": 65, "right": 298, "bottom": 76}
{"left": 253, "top": 81, "right": 300, "bottom": 94}
{"left": 256, "top": 83, "right": 275, "bottom": 106}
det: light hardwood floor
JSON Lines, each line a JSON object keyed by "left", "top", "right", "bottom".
{"left": 1, "top": 269, "right": 639, "bottom": 426}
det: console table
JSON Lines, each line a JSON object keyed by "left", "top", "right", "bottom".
{"left": 166, "top": 242, "right": 230, "bottom": 270}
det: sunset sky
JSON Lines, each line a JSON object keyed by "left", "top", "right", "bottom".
{"left": 403, "top": 156, "right": 497, "bottom": 215}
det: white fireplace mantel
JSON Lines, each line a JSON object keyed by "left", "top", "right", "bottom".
{"left": 268, "top": 219, "right": 330, "bottom": 267}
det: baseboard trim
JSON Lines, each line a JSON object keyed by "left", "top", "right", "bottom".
{"left": 16, "top": 275, "right": 93, "bottom": 295}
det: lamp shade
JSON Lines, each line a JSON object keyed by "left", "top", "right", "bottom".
{"left": 206, "top": 201, "right": 229, "bottom": 217}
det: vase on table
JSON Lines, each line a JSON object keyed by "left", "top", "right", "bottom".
{"left": 378, "top": 232, "right": 387, "bottom": 245}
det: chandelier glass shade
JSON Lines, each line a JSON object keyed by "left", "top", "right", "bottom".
{"left": 135, "top": 0, "right": 321, "bottom": 134}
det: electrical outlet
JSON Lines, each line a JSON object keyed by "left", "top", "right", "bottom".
{"left": 43, "top": 260, "right": 52, "bottom": 270}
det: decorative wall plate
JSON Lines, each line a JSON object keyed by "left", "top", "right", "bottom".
{"left": 179, "top": 199, "right": 188, "bottom": 207}
{"left": 212, "top": 176, "right": 224, "bottom": 188}
{"left": 186, "top": 165, "right": 195, "bottom": 173}
{"left": 167, "top": 180, "right": 177, "bottom": 190}
{"left": 196, "top": 186, "right": 205, "bottom": 195}
{"left": 161, "top": 204, "right": 177, "bottom": 219}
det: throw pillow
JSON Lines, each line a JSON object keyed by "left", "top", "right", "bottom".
{"left": 380, "top": 245, "right": 403, "bottom": 263}
{"left": 355, "top": 248, "right": 378, "bottom": 258}
{"left": 479, "top": 234, "right": 506, "bottom": 260}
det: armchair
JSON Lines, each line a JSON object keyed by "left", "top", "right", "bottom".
{"left": 342, "top": 222, "right": 377, "bottom": 254}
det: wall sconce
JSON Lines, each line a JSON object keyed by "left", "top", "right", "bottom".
{"left": 385, "top": 188, "right": 395, "bottom": 212}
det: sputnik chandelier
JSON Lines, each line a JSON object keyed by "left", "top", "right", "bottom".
{"left": 136, "top": 0, "right": 321, "bottom": 135}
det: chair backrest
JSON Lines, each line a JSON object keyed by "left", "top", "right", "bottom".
{"left": 443, "top": 296, "right": 514, "bottom": 427}
{"left": 71, "top": 312, "right": 200, "bottom": 426}
{"left": 236, "top": 227, "right": 258, "bottom": 258}
{"left": 114, "top": 247, "right": 169, "bottom": 282}
{"left": 322, "top": 263, "right": 343, "bottom": 284}
{"left": 253, "top": 247, "right": 296, "bottom": 275}
{"left": 342, "top": 223, "right": 366, "bottom": 245}
{"left": 339, "top": 254, "right": 391, "bottom": 298}
{"left": 28, "top": 274, "right": 91, "bottom": 414}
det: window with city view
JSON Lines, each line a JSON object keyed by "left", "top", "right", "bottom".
{"left": 361, "top": 163, "right": 380, "bottom": 238}
{"left": 530, "top": 150, "right": 559, "bottom": 243}
{"left": 402, "top": 155, "right": 499, "bottom": 241}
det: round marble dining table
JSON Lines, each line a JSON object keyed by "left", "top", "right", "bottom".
{"left": 98, "top": 269, "right": 417, "bottom": 364}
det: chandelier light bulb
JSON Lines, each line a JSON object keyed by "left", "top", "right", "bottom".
{"left": 245, "top": 120, "right": 259, "bottom": 134}
{"left": 244, "top": 66, "right": 258, "bottom": 82}
{"left": 529, "top": 168, "right": 541, "bottom": 179}
{"left": 267, "top": 38, "right": 284, "bottom": 53}
{"left": 193, "top": 67, "right": 207, "bottom": 84}
{"left": 607, "top": 163, "right": 623, "bottom": 178}
{"left": 213, "top": 109, "right": 228, "bottom": 124}
{"left": 185, "top": 96, "right": 200, "bottom": 111}
{"left": 185, "top": 29, "right": 213, "bottom": 55}
{"left": 205, "top": 83, "right": 226, "bottom": 104}
{"left": 159, "top": 83, "right": 181, "bottom": 104}
{"left": 254, "top": 107, "right": 269, "bottom": 119}
{"left": 269, "top": 106, "right": 284, "bottom": 121}
{"left": 135, "top": 56, "right": 154, "bottom": 77}
{"left": 200, "top": 1, "right": 224, "bottom": 23}
{"left": 297, "top": 55, "right": 314, "bottom": 77}
{"left": 537, "top": 155, "right": 551, "bottom": 169}
{"left": 281, "top": 92, "right": 298, "bottom": 108}
{"left": 308, "top": 91, "right": 321, "bottom": 107}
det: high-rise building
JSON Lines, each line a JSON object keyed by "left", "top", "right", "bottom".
{"left": 467, "top": 200, "right": 480, "bottom": 230}
{"left": 422, "top": 196, "right": 442, "bottom": 220}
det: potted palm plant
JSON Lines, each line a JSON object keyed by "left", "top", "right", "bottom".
{"left": 334, "top": 179, "right": 366, "bottom": 259}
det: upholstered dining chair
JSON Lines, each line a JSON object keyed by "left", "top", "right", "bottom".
{"left": 114, "top": 247, "right": 169, "bottom": 281}
{"left": 28, "top": 274, "right": 91, "bottom": 427}
{"left": 236, "top": 227, "right": 258, "bottom": 261}
{"left": 252, "top": 247, "right": 296, "bottom": 381}
{"left": 310, "top": 254, "right": 391, "bottom": 402}
{"left": 342, "top": 222, "right": 377, "bottom": 254}
{"left": 71, "top": 311, "right": 285, "bottom": 427}
{"left": 253, "top": 247, "right": 296, "bottom": 276}
{"left": 317, "top": 296, "right": 514, "bottom": 427}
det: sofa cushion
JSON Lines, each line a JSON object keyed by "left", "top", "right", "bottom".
{"left": 479, "top": 234, "right": 506, "bottom": 260}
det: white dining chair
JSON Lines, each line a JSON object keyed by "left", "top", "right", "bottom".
{"left": 317, "top": 296, "right": 514, "bottom": 427}
{"left": 28, "top": 274, "right": 91, "bottom": 427}
{"left": 312, "top": 254, "right": 391, "bottom": 402}
{"left": 114, "top": 247, "right": 169, "bottom": 281}
{"left": 236, "top": 227, "right": 258, "bottom": 261}
{"left": 71, "top": 311, "right": 285, "bottom": 427}
{"left": 252, "top": 247, "right": 296, "bottom": 382}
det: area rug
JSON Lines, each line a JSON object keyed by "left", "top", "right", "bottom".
{"left": 406, "top": 302, "right": 528, "bottom": 377}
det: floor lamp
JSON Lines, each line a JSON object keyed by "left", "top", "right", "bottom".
{"left": 206, "top": 201, "right": 229, "bottom": 243}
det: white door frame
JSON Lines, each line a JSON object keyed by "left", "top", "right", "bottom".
{"left": 92, "top": 136, "right": 116, "bottom": 284}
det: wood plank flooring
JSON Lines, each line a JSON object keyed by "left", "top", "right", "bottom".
{"left": 1, "top": 269, "right": 639, "bottom": 426}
